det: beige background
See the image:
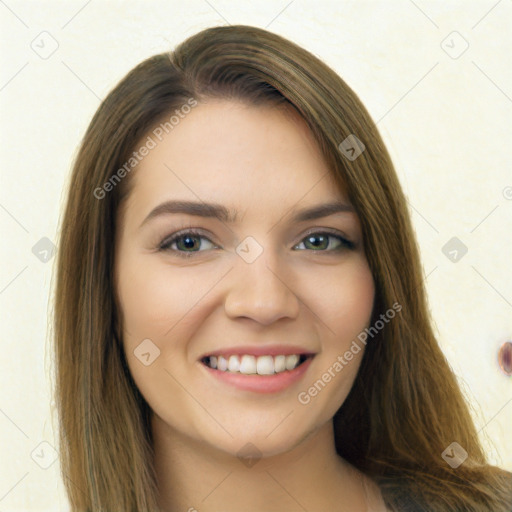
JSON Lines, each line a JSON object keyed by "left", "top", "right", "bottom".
{"left": 1, "top": 0, "right": 511, "bottom": 510}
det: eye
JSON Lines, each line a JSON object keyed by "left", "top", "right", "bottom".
{"left": 293, "top": 231, "right": 355, "bottom": 252}
{"left": 159, "top": 230, "right": 218, "bottom": 257}
{"left": 158, "top": 228, "right": 355, "bottom": 258}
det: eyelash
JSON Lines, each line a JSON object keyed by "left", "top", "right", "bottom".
{"left": 158, "top": 228, "right": 355, "bottom": 258}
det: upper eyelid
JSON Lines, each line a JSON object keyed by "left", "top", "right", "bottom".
{"left": 297, "top": 227, "right": 351, "bottom": 239}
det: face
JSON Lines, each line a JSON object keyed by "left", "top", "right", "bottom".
{"left": 114, "top": 99, "right": 375, "bottom": 458}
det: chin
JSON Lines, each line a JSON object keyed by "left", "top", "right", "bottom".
{"left": 207, "top": 430, "right": 307, "bottom": 463}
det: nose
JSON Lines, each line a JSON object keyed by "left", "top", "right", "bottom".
{"left": 223, "top": 249, "right": 301, "bottom": 325}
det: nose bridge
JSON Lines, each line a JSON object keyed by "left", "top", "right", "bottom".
{"left": 224, "top": 237, "right": 300, "bottom": 324}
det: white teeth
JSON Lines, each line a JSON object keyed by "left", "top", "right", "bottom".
{"left": 205, "top": 353, "right": 306, "bottom": 374}
{"left": 285, "top": 354, "right": 299, "bottom": 370}
{"left": 217, "top": 356, "right": 228, "bottom": 371}
{"left": 228, "top": 355, "right": 240, "bottom": 372}
{"left": 274, "top": 355, "right": 286, "bottom": 373}
{"left": 239, "top": 355, "right": 257, "bottom": 374}
{"left": 256, "top": 355, "right": 274, "bottom": 375}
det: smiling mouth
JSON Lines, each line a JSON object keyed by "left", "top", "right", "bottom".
{"left": 200, "top": 354, "right": 312, "bottom": 376}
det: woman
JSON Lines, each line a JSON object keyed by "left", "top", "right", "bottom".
{"left": 53, "top": 25, "right": 512, "bottom": 511}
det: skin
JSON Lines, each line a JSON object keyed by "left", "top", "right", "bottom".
{"left": 114, "top": 100, "right": 381, "bottom": 511}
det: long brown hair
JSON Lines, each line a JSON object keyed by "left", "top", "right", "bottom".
{"left": 53, "top": 25, "right": 511, "bottom": 511}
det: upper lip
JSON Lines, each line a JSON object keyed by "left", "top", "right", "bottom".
{"left": 199, "top": 345, "right": 317, "bottom": 359}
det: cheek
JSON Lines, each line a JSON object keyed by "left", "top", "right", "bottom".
{"left": 294, "top": 261, "right": 374, "bottom": 423}
{"left": 116, "top": 253, "right": 222, "bottom": 343}
{"left": 115, "top": 254, "right": 219, "bottom": 426}
{"left": 304, "top": 258, "right": 375, "bottom": 342}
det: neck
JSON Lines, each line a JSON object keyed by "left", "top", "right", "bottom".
{"left": 152, "top": 416, "right": 369, "bottom": 512}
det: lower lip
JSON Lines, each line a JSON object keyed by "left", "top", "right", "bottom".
{"left": 200, "top": 357, "right": 314, "bottom": 394}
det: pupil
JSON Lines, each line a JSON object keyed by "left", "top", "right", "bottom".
{"left": 307, "top": 235, "right": 327, "bottom": 249}
{"left": 180, "top": 236, "right": 198, "bottom": 250}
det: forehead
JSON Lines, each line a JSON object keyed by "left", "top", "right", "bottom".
{"left": 120, "top": 100, "right": 348, "bottom": 226}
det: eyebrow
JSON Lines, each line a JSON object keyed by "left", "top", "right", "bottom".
{"left": 139, "top": 199, "right": 355, "bottom": 228}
